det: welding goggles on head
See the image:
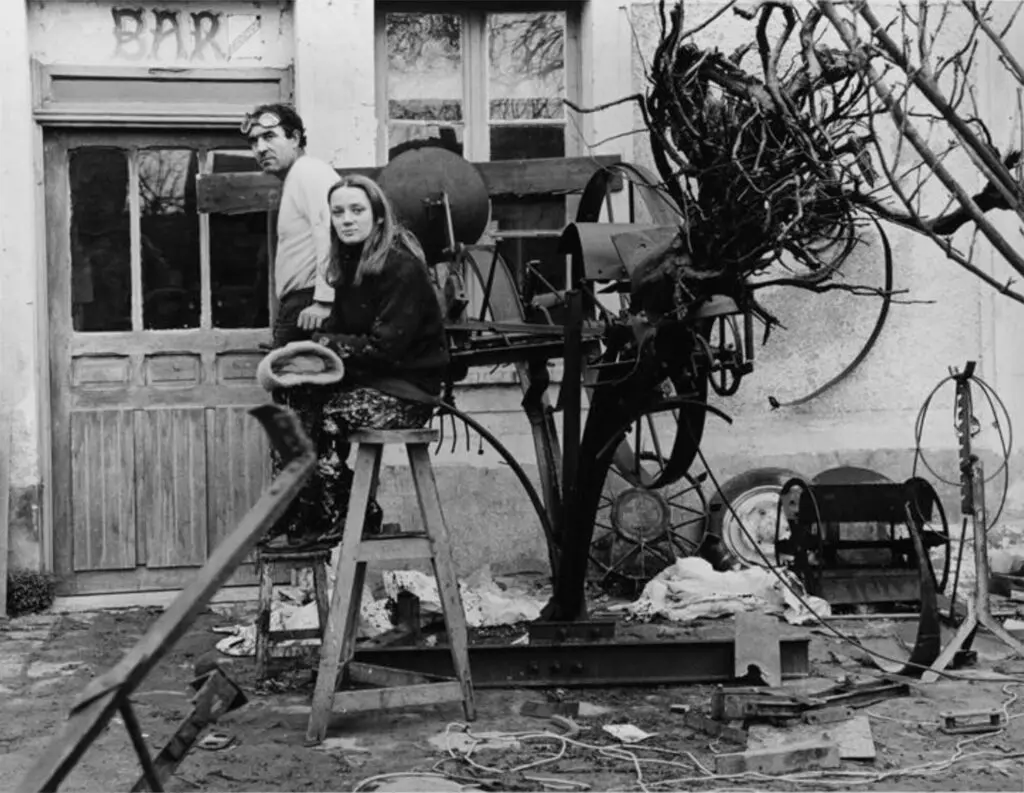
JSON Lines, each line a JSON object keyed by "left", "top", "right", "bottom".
{"left": 240, "top": 111, "right": 282, "bottom": 135}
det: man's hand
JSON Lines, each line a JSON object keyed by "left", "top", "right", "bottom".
{"left": 297, "top": 302, "right": 331, "bottom": 331}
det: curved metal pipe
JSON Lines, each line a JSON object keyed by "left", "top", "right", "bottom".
{"left": 438, "top": 400, "right": 560, "bottom": 575}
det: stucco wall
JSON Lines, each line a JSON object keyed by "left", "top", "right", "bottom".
{"left": 28, "top": 1, "right": 294, "bottom": 67}
{"left": 6, "top": 0, "right": 1024, "bottom": 589}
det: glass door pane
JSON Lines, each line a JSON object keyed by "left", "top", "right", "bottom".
{"left": 207, "top": 149, "right": 271, "bottom": 329}
{"left": 69, "top": 147, "right": 132, "bottom": 332}
{"left": 138, "top": 148, "right": 201, "bottom": 330}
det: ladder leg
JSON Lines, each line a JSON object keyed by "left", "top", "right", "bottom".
{"left": 255, "top": 555, "right": 274, "bottom": 681}
{"left": 312, "top": 558, "right": 330, "bottom": 639}
{"left": 306, "top": 443, "right": 382, "bottom": 745}
{"left": 407, "top": 443, "right": 476, "bottom": 721}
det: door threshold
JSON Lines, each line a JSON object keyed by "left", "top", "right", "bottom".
{"left": 51, "top": 585, "right": 259, "bottom": 613}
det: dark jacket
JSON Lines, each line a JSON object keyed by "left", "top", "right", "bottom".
{"left": 314, "top": 244, "right": 449, "bottom": 404}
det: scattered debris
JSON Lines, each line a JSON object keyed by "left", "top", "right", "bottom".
{"left": 428, "top": 729, "right": 520, "bottom": 754}
{"left": 602, "top": 724, "right": 656, "bottom": 743}
{"left": 748, "top": 715, "right": 877, "bottom": 761}
{"left": 680, "top": 709, "right": 748, "bottom": 744}
{"left": 939, "top": 710, "right": 1008, "bottom": 735}
{"left": 196, "top": 731, "right": 236, "bottom": 752}
{"left": 715, "top": 740, "right": 841, "bottom": 775}
{"left": 520, "top": 699, "right": 580, "bottom": 719}
{"left": 212, "top": 566, "right": 547, "bottom": 659}
{"left": 548, "top": 715, "right": 582, "bottom": 738}
{"left": 614, "top": 557, "right": 830, "bottom": 626}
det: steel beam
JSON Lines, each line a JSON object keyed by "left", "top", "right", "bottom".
{"left": 348, "top": 635, "right": 810, "bottom": 688}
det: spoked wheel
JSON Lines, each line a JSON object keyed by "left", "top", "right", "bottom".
{"left": 589, "top": 442, "right": 709, "bottom": 594}
{"left": 576, "top": 164, "right": 710, "bottom": 593}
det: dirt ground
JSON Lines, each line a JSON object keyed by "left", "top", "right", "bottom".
{"left": 3, "top": 604, "right": 1024, "bottom": 792}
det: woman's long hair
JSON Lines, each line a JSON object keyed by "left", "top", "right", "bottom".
{"left": 325, "top": 175, "right": 426, "bottom": 287}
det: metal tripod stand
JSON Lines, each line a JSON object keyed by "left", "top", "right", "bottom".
{"left": 921, "top": 361, "right": 1024, "bottom": 683}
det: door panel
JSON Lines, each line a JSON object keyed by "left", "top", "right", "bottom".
{"left": 47, "top": 129, "right": 275, "bottom": 595}
{"left": 208, "top": 406, "right": 274, "bottom": 553}
{"left": 71, "top": 410, "right": 137, "bottom": 571}
{"left": 136, "top": 408, "right": 209, "bottom": 568}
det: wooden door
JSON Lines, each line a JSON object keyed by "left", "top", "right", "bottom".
{"left": 45, "top": 129, "right": 275, "bottom": 595}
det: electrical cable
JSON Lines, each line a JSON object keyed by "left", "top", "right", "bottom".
{"left": 351, "top": 683, "right": 1024, "bottom": 793}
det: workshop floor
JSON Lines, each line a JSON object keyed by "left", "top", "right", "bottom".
{"left": 2, "top": 606, "right": 1024, "bottom": 792}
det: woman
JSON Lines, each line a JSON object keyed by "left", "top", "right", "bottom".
{"left": 264, "top": 174, "right": 449, "bottom": 549}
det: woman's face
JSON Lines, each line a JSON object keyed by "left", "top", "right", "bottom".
{"left": 330, "top": 186, "right": 376, "bottom": 245}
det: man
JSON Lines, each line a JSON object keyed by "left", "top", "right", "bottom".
{"left": 242, "top": 103, "right": 343, "bottom": 546}
{"left": 241, "top": 103, "right": 338, "bottom": 346}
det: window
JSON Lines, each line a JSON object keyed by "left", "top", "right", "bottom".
{"left": 377, "top": 2, "right": 581, "bottom": 288}
{"left": 68, "top": 135, "right": 270, "bottom": 333}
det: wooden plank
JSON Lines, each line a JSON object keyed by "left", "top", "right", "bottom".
{"left": 332, "top": 681, "right": 464, "bottom": 714}
{"left": 196, "top": 155, "right": 624, "bottom": 215}
{"left": 307, "top": 443, "right": 381, "bottom": 744}
{"left": 347, "top": 662, "right": 445, "bottom": 688}
{"left": 747, "top": 715, "right": 876, "bottom": 761}
{"left": 16, "top": 405, "right": 315, "bottom": 793}
{"left": 71, "top": 410, "right": 136, "bottom": 571}
{"left": 715, "top": 740, "right": 841, "bottom": 775}
{"left": 734, "top": 611, "right": 782, "bottom": 687}
{"left": 136, "top": 408, "right": 207, "bottom": 567}
{"left": 357, "top": 536, "right": 432, "bottom": 563}
{"left": 45, "top": 133, "right": 75, "bottom": 583}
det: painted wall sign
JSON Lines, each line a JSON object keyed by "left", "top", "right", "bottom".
{"left": 110, "top": 7, "right": 262, "bottom": 62}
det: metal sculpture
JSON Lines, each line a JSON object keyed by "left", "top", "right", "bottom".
{"left": 377, "top": 147, "right": 751, "bottom": 620}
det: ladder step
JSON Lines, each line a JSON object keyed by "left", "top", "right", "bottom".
{"left": 331, "top": 680, "right": 464, "bottom": 714}
{"left": 357, "top": 535, "right": 432, "bottom": 562}
{"left": 347, "top": 661, "right": 447, "bottom": 687}
{"left": 268, "top": 628, "right": 321, "bottom": 642}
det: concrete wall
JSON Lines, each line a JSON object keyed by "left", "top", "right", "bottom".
{"left": 5, "top": 0, "right": 1024, "bottom": 589}
{"left": 2, "top": 0, "right": 43, "bottom": 577}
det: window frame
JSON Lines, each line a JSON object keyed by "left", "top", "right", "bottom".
{"left": 373, "top": 0, "right": 583, "bottom": 165}
{"left": 63, "top": 130, "right": 272, "bottom": 336}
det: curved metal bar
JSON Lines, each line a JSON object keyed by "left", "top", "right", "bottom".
{"left": 437, "top": 400, "right": 559, "bottom": 575}
{"left": 769, "top": 217, "right": 895, "bottom": 408}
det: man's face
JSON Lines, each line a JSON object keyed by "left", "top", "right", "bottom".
{"left": 248, "top": 124, "right": 301, "bottom": 177}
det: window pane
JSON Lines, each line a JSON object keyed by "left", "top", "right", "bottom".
{"left": 488, "top": 12, "right": 565, "bottom": 121}
{"left": 388, "top": 122, "right": 465, "bottom": 160}
{"left": 208, "top": 150, "right": 270, "bottom": 329}
{"left": 387, "top": 13, "right": 463, "bottom": 122}
{"left": 490, "top": 125, "right": 565, "bottom": 161}
{"left": 70, "top": 147, "right": 132, "bottom": 332}
{"left": 138, "top": 149, "right": 200, "bottom": 330}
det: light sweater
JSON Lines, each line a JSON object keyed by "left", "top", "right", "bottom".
{"left": 274, "top": 155, "right": 338, "bottom": 303}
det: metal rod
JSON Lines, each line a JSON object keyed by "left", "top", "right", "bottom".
{"left": 119, "top": 701, "right": 162, "bottom": 793}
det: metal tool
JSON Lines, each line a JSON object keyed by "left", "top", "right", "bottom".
{"left": 130, "top": 668, "right": 248, "bottom": 792}
{"left": 939, "top": 709, "right": 1008, "bottom": 735}
{"left": 922, "top": 362, "right": 1024, "bottom": 682}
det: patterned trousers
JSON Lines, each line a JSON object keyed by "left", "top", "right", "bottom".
{"left": 268, "top": 385, "right": 434, "bottom": 543}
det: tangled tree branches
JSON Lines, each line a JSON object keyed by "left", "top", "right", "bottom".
{"left": 604, "top": 0, "right": 1024, "bottom": 307}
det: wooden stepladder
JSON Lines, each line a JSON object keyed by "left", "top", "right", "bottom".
{"left": 305, "top": 428, "right": 475, "bottom": 745}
